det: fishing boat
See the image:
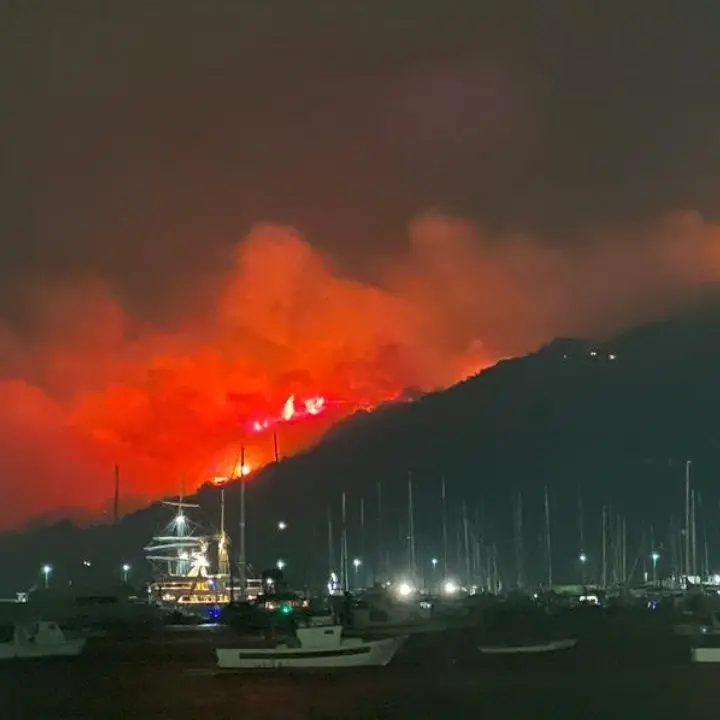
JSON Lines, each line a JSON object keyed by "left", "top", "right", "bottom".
{"left": 0, "top": 620, "right": 86, "bottom": 660}
{"left": 215, "top": 625, "right": 406, "bottom": 670}
{"left": 478, "top": 638, "right": 576, "bottom": 655}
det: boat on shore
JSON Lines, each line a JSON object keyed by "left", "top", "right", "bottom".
{"left": 478, "top": 638, "right": 576, "bottom": 655}
{"left": 0, "top": 620, "right": 86, "bottom": 660}
{"left": 216, "top": 624, "right": 406, "bottom": 670}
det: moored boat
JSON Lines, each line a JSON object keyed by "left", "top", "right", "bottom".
{"left": 478, "top": 638, "right": 576, "bottom": 655}
{"left": 0, "top": 620, "right": 86, "bottom": 660}
{"left": 216, "top": 625, "right": 405, "bottom": 669}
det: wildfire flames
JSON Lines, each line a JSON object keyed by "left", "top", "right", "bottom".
{"left": 3, "top": 211, "right": 720, "bottom": 528}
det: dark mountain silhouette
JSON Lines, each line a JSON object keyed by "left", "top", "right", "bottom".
{"left": 4, "top": 305, "right": 720, "bottom": 594}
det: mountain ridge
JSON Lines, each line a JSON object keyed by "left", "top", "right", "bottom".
{"left": 4, "top": 304, "right": 720, "bottom": 593}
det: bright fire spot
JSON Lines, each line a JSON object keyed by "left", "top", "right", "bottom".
{"left": 281, "top": 395, "right": 295, "bottom": 422}
{"left": 233, "top": 462, "right": 252, "bottom": 477}
{"left": 250, "top": 394, "right": 328, "bottom": 435}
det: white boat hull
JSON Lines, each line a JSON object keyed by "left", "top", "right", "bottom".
{"left": 478, "top": 639, "right": 576, "bottom": 655}
{"left": 216, "top": 635, "right": 405, "bottom": 669}
{"left": 692, "top": 647, "right": 720, "bottom": 663}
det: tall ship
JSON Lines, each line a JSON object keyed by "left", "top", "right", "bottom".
{"left": 144, "top": 495, "right": 230, "bottom": 617}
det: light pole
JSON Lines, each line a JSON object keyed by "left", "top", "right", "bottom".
{"left": 277, "top": 521, "right": 287, "bottom": 531}
{"left": 122, "top": 563, "right": 131, "bottom": 582}
{"left": 276, "top": 559, "right": 286, "bottom": 571}
{"left": 651, "top": 552, "right": 660, "bottom": 585}
{"left": 353, "top": 558, "right": 362, "bottom": 587}
{"left": 41, "top": 564, "right": 52, "bottom": 589}
{"left": 579, "top": 552, "right": 587, "bottom": 584}
{"left": 431, "top": 557, "right": 438, "bottom": 589}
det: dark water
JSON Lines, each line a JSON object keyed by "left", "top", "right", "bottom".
{"left": 2, "top": 628, "right": 718, "bottom": 719}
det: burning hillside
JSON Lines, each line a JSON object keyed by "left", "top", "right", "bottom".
{"left": 3, "top": 211, "right": 720, "bottom": 527}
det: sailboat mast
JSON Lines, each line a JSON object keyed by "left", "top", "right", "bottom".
{"left": 578, "top": 487, "right": 585, "bottom": 554}
{"left": 441, "top": 477, "right": 448, "bottom": 577}
{"left": 408, "top": 473, "right": 417, "bottom": 584}
{"left": 239, "top": 446, "right": 247, "bottom": 590}
{"left": 601, "top": 505, "right": 607, "bottom": 588}
{"left": 685, "top": 460, "right": 691, "bottom": 578}
{"left": 341, "top": 491, "right": 349, "bottom": 592}
{"left": 514, "top": 491, "right": 524, "bottom": 588}
{"left": 691, "top": 488, "right": 697, "bottom": 578}
{"left": 462, "top": 500, "right": 470, "bottom": 585}
{"left": 360, "top": 495, "right": 365, "bottom": 583}
{"left": 544, "top": 486, "right": 552, "bottom": 587}
{"left": 376, "top": 481, "right": 384, "bottom": 582}
{"left": 327, "top": 504, "right": 334, "bottom": 576}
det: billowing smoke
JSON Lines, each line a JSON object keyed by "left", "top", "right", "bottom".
{"left": 1, "top": 210, "right": 719, "bottom": 527}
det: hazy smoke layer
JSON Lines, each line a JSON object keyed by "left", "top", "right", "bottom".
{"left": 0, "top": 210, "right": 718, "bottom": 527}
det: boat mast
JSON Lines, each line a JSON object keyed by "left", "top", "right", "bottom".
{"left": 461, "top": 500, "right": 470, "bottom": 586}
{"left": 578, "top": 486, "right": 585, "bottom": 556}
{"left": 441, "top": 477, "right": 448, "bottom": 578}
{"left": 376, "top": 481, "right": 384, "bottom": 583}
{"left": 113, "top": 464, "right": 120, "bottom": 525}
{"left": 327, "top": 504, "right": 335, "bottom": 579}
{"left": 685, "top": 460, "right": 691, "bottom": 579}
{"left": 218, "top": 479, "right": 229, "bottom": 576}
{"left": 544, "top": 486, "right": 552, "bottom": 587}
{"left": 238, "top": 446, "right": 247, "bottom": 591}
{"left": 341, "top": 491, "right": 349, "bottom": 592}
{"left": 408, "top": 473, "right": 417, "bottom": 585}
{"left": 601, "top": 505, "right": 607, "bottom": 588}
{"left": 514, "top": 490, "right": 524, "bottom": 588}
{"left": 691, "top": 488, "right": 697, "bottom": 578}
{"left": 359, "top": 495, "right": 365, "bottom": 586}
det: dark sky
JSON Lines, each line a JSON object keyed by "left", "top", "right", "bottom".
{"left": 2, "top": 2, "right": 720, "bottom": 323}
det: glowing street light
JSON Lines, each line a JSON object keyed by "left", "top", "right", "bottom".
{"left": 41, "top": 564, "right": 52, "bottom": 589}
{"left": 353, "top": 558, "right": 362, "bottom": 576}
{"left": 122, "top": 564, "right": 131, "bottom": 582}
{"left": 276, "top": 559, "right": 286, "bottom": 570}
{"left": 579, "top": 552, "right": 587, "bottom": 564}
{"left": 277, "top": 521, "right": 287, "bottom": 531}
{"left": 651, "top": 551, "right": 660, "bottom": 585}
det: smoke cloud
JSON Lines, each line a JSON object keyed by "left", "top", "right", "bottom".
{"left": 0, "top": 210, "right": 719, "bottom": 527}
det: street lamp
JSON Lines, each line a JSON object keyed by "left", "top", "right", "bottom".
{"left": 651, "top": 551, "right": 660, "bottom": 585}
{"left": 579, "top": 552, "right": 588, "bottom": 584}
{"left": 122, "top": 564, "right": 131, "bottom": 582}
{"left": 41, "top": 564, "right": 52, "bottom": 589}
{"left": 276, "top": 559, "right": 286, "bottom": 570}
{"left": 277, "top": 521, "right": 287, "bottom": 531}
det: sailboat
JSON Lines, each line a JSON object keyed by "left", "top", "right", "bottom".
{"left": 144, "top": 495, "right": 228, "bottom": 617}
